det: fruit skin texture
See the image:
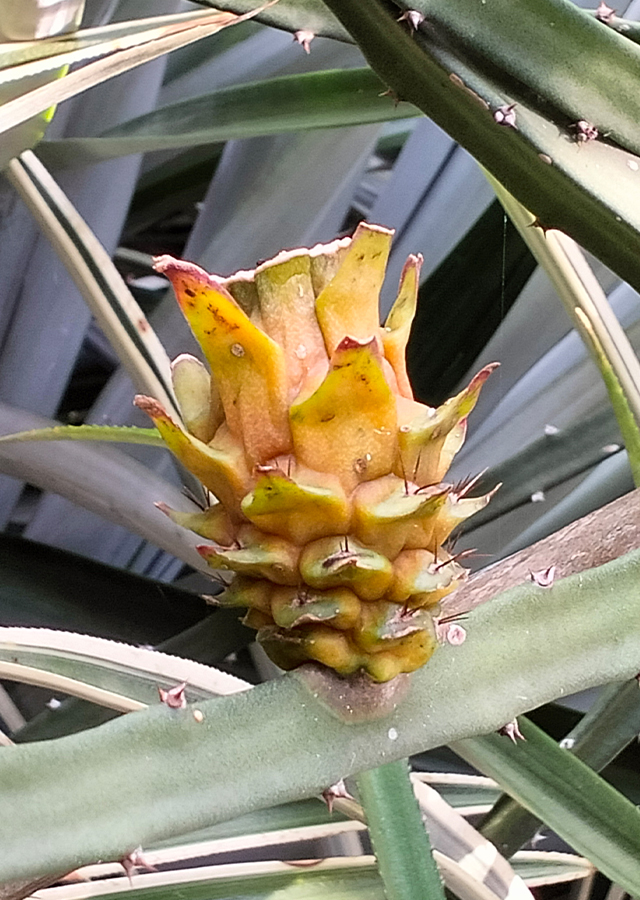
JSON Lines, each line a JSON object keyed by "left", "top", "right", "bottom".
{"left": 137, "top": 223, "right": 496, "bottom": 683}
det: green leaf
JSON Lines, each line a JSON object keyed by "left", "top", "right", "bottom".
{"left": 0, "top": 72, "right": 63, "bottom": 170}
{"left": 1, "top": 545, "right": 639, "bottom": 880}
{"left": 568, "top": 679, "right": 640, "bottom": 771}
{"left": 0, "top": 9, "right": 239, "bottom": 72}
{"left": 190, "top": 1, "right": 640, "bottom": 50}
{"left": 0, "top": 8, "right": 263, "bottom": 143}
{"left": 478, "top": 679, "right": 640, "bottom": 858}
{"left": 414, "top": 773, "right": 501, "bottom": 814}
{"left": 320, "top": 0, "right": 640, "bottom": 297}
{"left": 408, "top": 199, "right": 535, "bottom": 406}
{"left": 124, "top": 146, "right": 224, "bottom": 239}
{"left": 357, "top": 761, "right": 446, "bottom": 900}
{"left": 6, "top": 152, "right": 179, "bottom": 417}
{"left": 410, "top": 776, "right": 534, "bottom": 900}
{"left": 37, "top": 69, "right": 420, "bottom": 168}
{"left": 16, "top": 697, "right": 534, "bottom": 900}
{"left": 464, "top": 406, "right": 622, "bottom": 533}
{"left": 574, "top": 312, "right": 640, "bottom": 484}
{"left": 453, "top": 717, "right": 640, "bottom": 896}
{"left": 13, "top": 611, "right": 253, "bottom": 743}
{"left": 147, "top": 799, "right": 350, "bottom": 849}
{"left": 487, "top": 172, "right": 640, "bottom": 486}
{"left": 510, "top": 851, "right": 593, "bottom": 888}
{"left": 38, "top": 859, "right": 389, "bottom": 900}
{"left": 10, "top": 851, "right": 593, "bottom": 900}
{"left": 0, "top": 627, "right": 247, "bottom": 712}
{"left": 0, "top": 402, "right": 208, "bottom": 574}
{"left": 0, "top": 424, "right": 163, "bottom": 447}
{"left": 0, "top": 532, "right": 207, "bottom": 642}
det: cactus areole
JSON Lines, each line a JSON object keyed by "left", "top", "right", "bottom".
{"left": 138, "top": 224, "right": 496, "bottom": 683}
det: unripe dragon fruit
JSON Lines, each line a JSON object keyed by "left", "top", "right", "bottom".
{"left": 136, "top": 223, "right": 496, "bottom": 683}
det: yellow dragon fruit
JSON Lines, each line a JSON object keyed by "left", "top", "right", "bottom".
{"left": 136, "top": 223, "right": 496, "bottom": 683}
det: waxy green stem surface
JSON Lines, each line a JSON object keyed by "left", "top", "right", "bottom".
{"left": 1, "top": 546, "right": 639, "bottom": 880}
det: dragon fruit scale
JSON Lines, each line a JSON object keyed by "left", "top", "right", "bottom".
{"left": 137, "top": 223, "right": 497, "bottom": 683}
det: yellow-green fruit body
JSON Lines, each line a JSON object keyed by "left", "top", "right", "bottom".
{"left": 138, "top": 224, "right": 496, "bottom": 682}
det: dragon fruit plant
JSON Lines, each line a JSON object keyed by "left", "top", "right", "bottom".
{"left": 137, "top": 222, "right": 496, "bottom": 683}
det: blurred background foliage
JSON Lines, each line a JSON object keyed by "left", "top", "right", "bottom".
{"left": 0, "top": 0, "right": 639, "bottom": 897}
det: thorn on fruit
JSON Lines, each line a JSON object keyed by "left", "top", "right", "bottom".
{"left": 158, "top": 681, "right": 187, "bottom": 709}
{"left": 120, "top": 848, "right": 156, "bottom": 883}
{"left": 498, "top": 718, "right": 525, "bottom": 743}
{"left": 595, "top": 1, "right": 616, "bottom": 23}
{"left": 322, "top": 778, "right": 354, "bottom": 814}
{"left": 529, "top": 565, "right": 557, "bottom": 588}
{"left": 293, "top": 30, "right": 314, "bottom": 53}
{"left": 493, "top": 103, "right": 517, "bottom": 129}
{"left": 452, "top": 470, "right": 483, "bottom": 499}
{"left": 433, "top": 547, "right": 475, "bottom": 571}
{"left": 398, "top": 10, "right": 425, "bottom": 30}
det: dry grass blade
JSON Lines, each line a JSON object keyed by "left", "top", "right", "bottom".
{"left": 67, "top": 820, "right": 366, "bottom": 880}
{"left": 0, "top": 5, "right": 271, "bottom": 137}
{"left": 487, "top": 171, "right": 640, "bottom": 428}
{"left": 0, "top": 627, "right": 250, "bottom": 711}
{"left": 0, "top": 8, "right": 261, "bottom": 75}
{"left": 18, "top": 858, "right": 379, "bottom": 900}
